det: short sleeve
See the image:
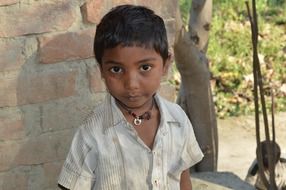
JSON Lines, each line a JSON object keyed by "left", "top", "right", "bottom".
{"left": 181, "top": 116, "right": 204, "bottom": 169}
{"left": 58, "top": 127, "right": 96, "bottom": 190}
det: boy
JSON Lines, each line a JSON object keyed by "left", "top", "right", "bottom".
{"left": 245, "top": 140, "right": 286, "bottom": 190}
{"left": 58, "top": 4, "right": 203, "bottom": 190}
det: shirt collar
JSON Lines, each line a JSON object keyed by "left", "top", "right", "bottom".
{"left": 154, "top": 94, "right": 178, "bottom": 125}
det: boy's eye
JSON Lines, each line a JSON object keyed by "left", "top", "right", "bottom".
{"left": 110, "top": 66, "right": 122, "bottom": 73}
{"left": 140, "top": 64, "right": 152, "bottom": 71}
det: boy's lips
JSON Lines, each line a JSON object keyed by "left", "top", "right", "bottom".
{"left": 126, "top": 95, "right": 140, "bottom": 101}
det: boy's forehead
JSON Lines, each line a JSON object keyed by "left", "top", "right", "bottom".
{"left": 104, "top": 43, "right": 156, "bottom": 54}
{"left": 102, "top": 45, "right": 163, "bottom": 62}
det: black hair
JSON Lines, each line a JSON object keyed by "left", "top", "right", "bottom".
{"left": 259, "top": 140, "right": 281, "bottom": 169}
{"left": 94, "top": 4, "right": 169, "bottom": 65}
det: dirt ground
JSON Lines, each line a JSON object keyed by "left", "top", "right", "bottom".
{"left": 217, "top": 112, "right": 286, "bottom": 179}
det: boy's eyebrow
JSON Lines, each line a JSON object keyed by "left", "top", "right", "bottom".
{"left": 103, "top": 57, "right": 157, "bottom": 65}
{"left": 137, "top": 57, "right": 157, "bottom": 63}
{"left": 102, "top": 60, "right": 122, "bottom": 65}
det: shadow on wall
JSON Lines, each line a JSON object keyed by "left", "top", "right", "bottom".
{"left": 0, "top": 34, "right": 105, "bottom": 189}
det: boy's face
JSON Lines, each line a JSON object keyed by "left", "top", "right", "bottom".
{"left": 100, "top": 45, "right": 170, "bottom": 109}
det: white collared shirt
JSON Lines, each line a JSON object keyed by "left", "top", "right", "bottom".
{"left": 58, "top": 93, "right": 203, "bottom": 190}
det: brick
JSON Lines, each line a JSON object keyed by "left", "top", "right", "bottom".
{"left": 136, "top": 0, "right": 178, "bottom": 19}
{"left": 88, "top": 64, "right": 105, "bottom": 93}
{"left": 20, "top": 105, "right": 42, "bottom": 138}
{"left": 0, "top": 108, "right": 24, "bottom": 141}
{"left": 0, "top": 0, "right": 75, "bottom": 37}
{"left": 81, "top": 0, "right": 136, "bottom": 24}
{"left": 136, "top": 0, "right": 162, "bottom": 15}
{"left": 0, "top": 130, "right": 74, "bottom": 172}
{"left": 1, "top": 166, "right": 29, "bottom": 190}
{"left": 0, "top": 0, "right": 19, "bottom": 6}
{"left": 13, "top": 130, "right": 74, "bottom": 166}
{"left": 112, "top": 0, "right": 135, "bottom": 6}
{"left": 0, "top": 72, "right": 18, "bottom": 107}
{"left": 27, "top": 165, "right": 45, "bottom": 190}
{"left": 0, "top": 163, "right": 61, "bottom": 190}
{"left": 39, "top": 29, "right": 95, "bottom": 64}
{"left": 0, "top": 40, "right": 25, "bottom": 72}
{"left": 0, "top": 129, "right": 74, "bottom": 172}
{"left": 81, "top": 0, "right": 108, "bottom": 24}
{"left": 0, "top": 71, "right": 77, "bottom": 107}
{"left": 43, "top": 162, "right": 63, "bottom": 189}
{"left": 42, "top": 98, "right": 96, "bottom": 132}
{"left": 0, "top": 141, "right": 20, "bottom": 171}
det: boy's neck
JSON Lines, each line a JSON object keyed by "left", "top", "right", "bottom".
{"left": 115, "top": 96, "right": 156, "bottom": 126}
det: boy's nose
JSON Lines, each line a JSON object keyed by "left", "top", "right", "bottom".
{"left": 124, "top": 72, "right": 140, "bottom": 90}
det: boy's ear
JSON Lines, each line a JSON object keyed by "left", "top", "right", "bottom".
{"left": 163, "top": 53, "right": 173, "bottom": 75}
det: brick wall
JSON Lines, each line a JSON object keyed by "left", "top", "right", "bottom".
{"left": 0, "top": 0, "right": 178, "bottom": 189}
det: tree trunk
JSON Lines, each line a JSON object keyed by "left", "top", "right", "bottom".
{"left": 174, "top": 0, "right": 218, "bottom": 171}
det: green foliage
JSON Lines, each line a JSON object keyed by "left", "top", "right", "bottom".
{"left": 179, "top": 0, "right": 191, "bottom": 25}
{"left": 178, "top": 0, "right": 286, "bottom": 118}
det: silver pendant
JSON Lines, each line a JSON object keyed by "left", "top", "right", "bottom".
{"left": 133, "top": 118, "right": 142, "bottom": 125}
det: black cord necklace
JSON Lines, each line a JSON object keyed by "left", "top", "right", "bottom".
{"left": 116, "top": 98, "right": 154, "bottom": 126}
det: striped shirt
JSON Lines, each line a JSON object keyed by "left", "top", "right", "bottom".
{"left": 58, "top": 93, "right": 203, "bottom": 190}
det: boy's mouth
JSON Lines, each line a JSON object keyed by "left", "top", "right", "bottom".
{"left": 126, "top": 95, "right": 140, "bottom": 102}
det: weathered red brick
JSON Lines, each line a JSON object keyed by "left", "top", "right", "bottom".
{"left": 81, "top": 0, "right": 107, "bottom": 24}
{"left": 81, "top": 0, "right": 135, "bottom": 24}
{"left": 41, "top": 99, "right": 95, "bottom": 132}
{"left": 0, "top": 40, "right": 25, "bottom": 72}
{"left": 43, "top": 162, "right": 63, "bottom": 188}
{"left": 112, "top": 0, "right": 135, "bottom": 6}
{"left": 0, "top": 130, "right": 74, "bottom": 172}
{"left": 0, "top": 71, "right": 77, "bottom": 107}
{"left": 0, "top": 0, "right": 75, "bottom": 37}
{"left": 39, "top": 29, "right": 95, "bottom": 64}
{"left": 0, "top": 72, "right": 18, "bottom": 107}
{"left": 1, "top": 167, "right": 29, "bottom": 190}
{"left": 136, "top": 0, "right": 163, "bottom": 15}
{"left": 0, "top": 141, "right": 20, "bottom": 171}
{"left": 0, "top": 108, "right": 24, "bottom": 141}
{"left": 136, "top": 0, "right": 178, "bottom": 19}
{"left": 88, "top": 64, "right": 105, "bottom": 93}
{"left": 0, "top": 0, "right": 19, "bottom": 6}
{"left": 13, "top": 130, "right": 74, "bottom": 166}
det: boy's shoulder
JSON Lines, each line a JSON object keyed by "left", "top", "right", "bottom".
{"left": 79, "top": 95, "right": 111, "bottom": 131}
